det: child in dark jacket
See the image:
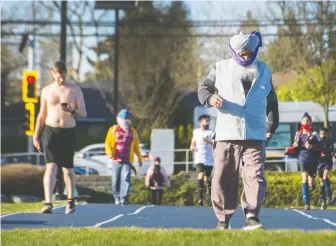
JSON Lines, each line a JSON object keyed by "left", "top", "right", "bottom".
{"left": 317, "top": 127, "right": 335, "bottom": 209}
{"left": 292, "top": 112, "right": 320, "bottom": 210}
{"left": 145, "top": 157, "right": 171, "bottom": 205}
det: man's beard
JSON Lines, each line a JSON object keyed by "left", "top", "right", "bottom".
{"left": 234, "top": 60, "right": 259, "bottom": 82}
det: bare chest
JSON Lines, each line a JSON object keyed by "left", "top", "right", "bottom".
{"left": 47, "top": 86, "right": 75, "bottom": 106}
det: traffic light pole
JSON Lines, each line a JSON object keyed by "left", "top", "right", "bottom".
{"left": 114, "top": 9, "right": 119, "bottom": 115}
{"left": 27, "top": 1, "right": 36, "bottom": 153}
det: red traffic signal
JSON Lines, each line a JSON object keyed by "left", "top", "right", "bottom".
{"left": 22, "top": 70, "right": 38, "bottom": 103}
{"left": 27, "top": 76, "right": 35, "bottom": 84}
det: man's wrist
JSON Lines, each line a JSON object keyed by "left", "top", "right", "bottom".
{"left": 71, "top": 109, "right": 76, "bottom": 115}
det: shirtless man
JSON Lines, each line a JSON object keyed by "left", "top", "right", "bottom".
{"left": 33, "top": 61, "right": 87, "bottom": 214}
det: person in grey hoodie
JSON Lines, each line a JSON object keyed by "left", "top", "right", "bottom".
{"left": 145, "top": 157, "right": 171, "bottom": 205}
{"left": 198, "top": 31, "right": 279, "bottom": 230}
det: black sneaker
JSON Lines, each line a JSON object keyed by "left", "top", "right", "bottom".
{"left": 216, "top": 221, "right": 229, "bottom": 230}
{"left": 65, "top": 199, "right": 75, "bottom": 214}
{"left": 41, "top": 203, "right": 53, "bottom": 214}
{"left": 243, "top": 216, "right": 263, "bottom": 230}
{"left": 198, "top": 199, "right": 204, "bottom": 207}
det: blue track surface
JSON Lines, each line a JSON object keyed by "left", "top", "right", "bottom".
{"left": 1, "top": 204, "right": 336, "bottom": 230}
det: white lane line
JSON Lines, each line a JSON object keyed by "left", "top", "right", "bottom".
{"left": 54, "top": 205, "right": 66, "bottom": 210}
{"left": 93, "top": 214, "right": 125, "bottom": 228}
{"left": 0, "top": 213, "right": 21, "bottom": 219}
{"left": 292, "top": 209, "right": 336, "bottom": 227}
{"left": 93, "top": 205, "right": 154, "bottom": 228}
{"left": 127, "top": 205, "right": 154, "bottom": 215}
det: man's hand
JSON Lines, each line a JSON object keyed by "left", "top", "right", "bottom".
{"left": 266, "top": 132, "right": 272, "bottom": 139}
{"left": 139, "top": 162, "right": 143, "bottom": 167}
{"left": 33, "top": 135, "right": 41, "bottom": 152}
{"left": 209, "top": 94, "right": 224, "bottom": 108}
{"left": 60, "top": 103, "right": 74, "bottom": 113}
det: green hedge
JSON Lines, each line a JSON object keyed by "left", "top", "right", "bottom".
{"left": 129, "top": 170, "right": 336, "bottom": 207}
{"left": 2, "top": 163, "right": 335, "bottom": 207}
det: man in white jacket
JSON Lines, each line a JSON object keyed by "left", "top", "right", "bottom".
{"left": 198, "top": 31, "right": 279, "bottom": 230}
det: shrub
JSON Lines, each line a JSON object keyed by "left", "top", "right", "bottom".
{"left": 130, "top": 171, "right": 336, "bottom": 207}
{"left": 1, "top": 164, "right": 45, "bottom": 197}
{"left": 2, "top": 163, "right": 336, "bottom": 207}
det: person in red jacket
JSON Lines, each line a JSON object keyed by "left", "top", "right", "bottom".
{"left": 291, "top": 112, "right": 320, "bottom": 210}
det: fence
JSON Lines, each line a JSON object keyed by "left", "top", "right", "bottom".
{"left": 1, "top": 149, "right": 310, "bottom": 175}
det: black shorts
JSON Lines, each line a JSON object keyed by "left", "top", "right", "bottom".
{"left": 42, "top": 125, "right": 76, "bottom": 168}
{"left": 299, "top": 162, "right": 317, "bottom": 177}
{"left": 196, "top": 163, "right": 213, "bottom": 178}
{"left": 317, "top": 163, "right": 333, "bottom": 178}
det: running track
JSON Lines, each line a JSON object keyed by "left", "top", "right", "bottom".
{"left": 1, "top": 204, "right": 336, "bottom": 230}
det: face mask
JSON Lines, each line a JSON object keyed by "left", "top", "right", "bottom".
{"left": 301, "top": 124, "right": 311, "bottom": 130}
{"left": 154, "top": 165, "right": 161, "bottom": 172}
{"left": 117, "top": 117, "right": 131, "bottom": 130}
{"left": 202, "top": 124, "right": 209, "bottom": 130}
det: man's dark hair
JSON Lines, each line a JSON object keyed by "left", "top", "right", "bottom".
{"left": 320, "top": 127, "right": 329, "bottom": 133}
{"left": 53, "top": 61, "right": 67, "bottom": 74}
{"left": 198, "top": 115, "right": 210, "bottom": 121}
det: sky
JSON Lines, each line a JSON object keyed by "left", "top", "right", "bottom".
{"left": 1, "top": 0, "right": 281, "bottom": 80}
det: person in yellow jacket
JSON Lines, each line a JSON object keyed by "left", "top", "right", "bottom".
{"left": 105, "top": 109, "right": 143, "bottom": 205}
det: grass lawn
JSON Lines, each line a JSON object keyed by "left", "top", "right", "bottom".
{"left": 2, "top": 228, "right": 336, "bottom": 246}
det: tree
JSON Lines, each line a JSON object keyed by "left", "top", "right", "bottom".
{"left": 239, "top": 10, "right": 260, "bottom": 33}
{"left": 264, "top": 1, "right": 336, "bottom": 73}
{"left": 277, "top": 59, "right": 336, "bottom": 127}
{"left": 87, "top": 1, "right": 201, "bottom": 133}
{"left": 1, "top": 45, "right": 26, "bottom": 105}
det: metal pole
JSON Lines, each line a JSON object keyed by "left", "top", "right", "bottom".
{"left": 27, "top": 1, "right": 36, "bottom": 153}
{"left": 186, "top": 150, "right": 189, "bottom": 172}
{"left": 114, "top": 9, "right": 119, "bottom": 115}
{"left": 60, "top": 1, "right": 67, "bottom": 62}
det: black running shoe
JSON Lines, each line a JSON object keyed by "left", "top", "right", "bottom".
{"left": 65, "top": 199, "right": 75, "bottom": 214}
{"left": 243, "top": 217, "right": 263, "bottom": 230}
{"left": 216, "top": 221, "right": 229, "bottom": 230}
{"left": 41, "top": 203, "right": 53, "bottom": 214}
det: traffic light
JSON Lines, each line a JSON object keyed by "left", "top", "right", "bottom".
{"left": 24, "top": 103, "right": 35, "bottom": 136}
{"left": 22, "top": 70, "right": 38, "bottom": 103}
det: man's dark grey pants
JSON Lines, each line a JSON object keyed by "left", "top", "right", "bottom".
{"left": 211, "top": 140, "right": 267, "bottom": 222}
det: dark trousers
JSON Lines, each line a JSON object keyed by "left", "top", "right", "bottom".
{"left": 150, "top": 189, "right": 163, "bottom": 205}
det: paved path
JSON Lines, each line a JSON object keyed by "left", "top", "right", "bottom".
{"left": 1, "top": 204, "right": 336, "bottom": 230}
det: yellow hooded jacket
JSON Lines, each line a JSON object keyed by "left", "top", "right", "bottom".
{"left": 105, "top": 125, "right": 143, "bottom": 164}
